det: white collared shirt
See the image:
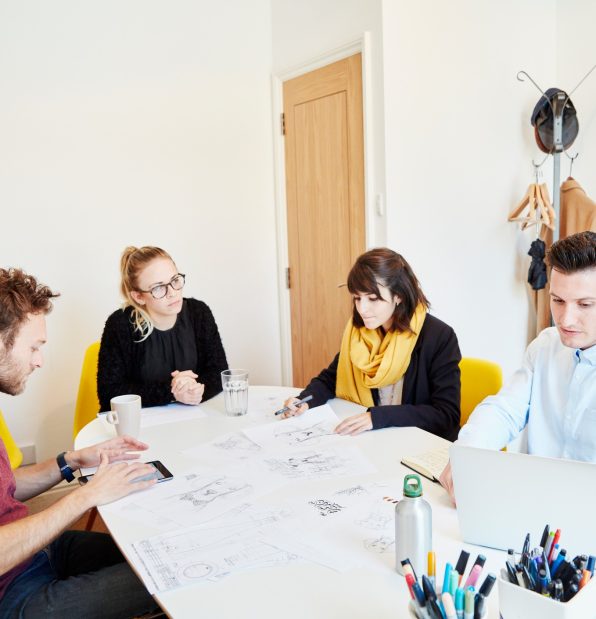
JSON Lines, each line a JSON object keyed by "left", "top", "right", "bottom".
{"left": 458, "top": 327, "right": 596, "bottom": 462}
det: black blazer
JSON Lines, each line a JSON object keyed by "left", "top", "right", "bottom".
{"left": 298, "top": 314, "right": 461, "bottom": 441}
{"left": 97, "top": 298, "right": 227, "bottom": 412}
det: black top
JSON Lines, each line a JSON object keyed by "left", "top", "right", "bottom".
{"left": 298, "top": 314, "right": 461, "bottom": 441}
{"left": 97, "top": 298, "right": 228, "bottom": 412}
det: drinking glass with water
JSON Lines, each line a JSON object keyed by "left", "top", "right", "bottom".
{"left": 221, "top": 369, "right": 249, "bottom": 416}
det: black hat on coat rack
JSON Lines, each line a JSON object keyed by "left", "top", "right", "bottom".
{"left": 517, "top": 64, "right": 596, "bottom": 242}
{"left": 530, "top": 87, "right": 579, "bottom": 154}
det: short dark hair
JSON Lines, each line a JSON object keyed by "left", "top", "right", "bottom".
{"left": 0, "top": 268, "right": 59, "bottom": 349}
{"left": 547, "top": 231, "right": 596, "bottom": 273}
{"left": 347, "top": 248, "right": 429, "bottom": 333}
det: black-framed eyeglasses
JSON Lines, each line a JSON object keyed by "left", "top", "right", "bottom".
{"left": 138, "top": 273, "right": 186, "bottom": 299}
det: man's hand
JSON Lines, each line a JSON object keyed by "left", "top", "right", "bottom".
{"left": 279, "top": 397, "right": 310, "bottom": 419}
{"left": 439, "top": 461, "right": 457, "bottom": 506}
{"left": 334, "top": 412, "right": 373, "bottom": 436}
{"left": 171, "top": 370, "right": 204, "bottom": 405}
{"left": 79, "top": 453, "right": 157, "bottom": 507}
{"left": 68, "top": 436, "right": 149, "bottom": 470}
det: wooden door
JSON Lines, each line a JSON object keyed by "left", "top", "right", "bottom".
{"left": 283, "top": 54, "right": 365, "bottom": 388}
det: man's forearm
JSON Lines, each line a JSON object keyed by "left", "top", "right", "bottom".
{"left": 0, "top": 487, "right": 93, "bottom": 576}
{"left": 13, "top": 451, "right": 78, "bottom": 501}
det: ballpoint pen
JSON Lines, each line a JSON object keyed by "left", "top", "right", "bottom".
{"left": 274, "top": 394, "right": 313, "bottom": 416}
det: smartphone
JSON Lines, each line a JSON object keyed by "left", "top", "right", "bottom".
{"left": 78, "top": 460, "right": 174, "bottom": 485}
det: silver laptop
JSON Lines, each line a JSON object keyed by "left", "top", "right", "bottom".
{"left": 450, "top": 444, "right": 596, "bottom": 555}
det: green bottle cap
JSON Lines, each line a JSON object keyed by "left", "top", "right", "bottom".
{"left": 403, "top": 473, "right": 423, "bottom": 497}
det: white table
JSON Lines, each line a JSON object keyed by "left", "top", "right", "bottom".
{"left": 76, "top": 387, "right": 505, "bottom": 618}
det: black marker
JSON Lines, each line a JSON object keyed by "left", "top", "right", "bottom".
{"left": 274, "top": 395, "right": 313, "bottom": 416}
{"left": 455, "top": 550, "right": 470, "bottom": 585}
{"left": 539, "top": 524, "right": 550, "bottom": 549}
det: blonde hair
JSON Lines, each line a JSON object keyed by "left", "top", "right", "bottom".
{"left": 120, "top": 246, "right": 175, "bottom": 341}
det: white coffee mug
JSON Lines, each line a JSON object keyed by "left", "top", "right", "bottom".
{"left": 107, "top": 394, "right": 141, "bottom": 438}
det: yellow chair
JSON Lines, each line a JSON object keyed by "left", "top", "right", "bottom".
{"left": 0, "top": 409, "right": 23, "bottom": 469}
{"left": 459, "top": 357, "right": 503, "bottom": 427}
{"left": 73, "top": 341, "right": 101, "bottom": 439}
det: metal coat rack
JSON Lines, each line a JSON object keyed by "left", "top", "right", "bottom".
{"left": 517, "top": 63, "right": 596, "bottom": 242}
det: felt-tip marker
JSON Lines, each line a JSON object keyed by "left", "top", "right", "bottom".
{"left": 274, "top": 395, "right": 313, "bottom": 416}
{"left": 455, "top": 550, "right": 470, "bottom": 585}
{"left": 463, "top": 588, "right": 475, "bottom": 619}
{"left": 464, "top": 555, "right": 485, "bottom": 589}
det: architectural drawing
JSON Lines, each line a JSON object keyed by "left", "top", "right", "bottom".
{"left": 129, "top": 506, "right": 301, "bottom": 593}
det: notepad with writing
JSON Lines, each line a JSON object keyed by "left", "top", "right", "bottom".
{"left": 400, "top": 445, "right": 450, "bottom": 483}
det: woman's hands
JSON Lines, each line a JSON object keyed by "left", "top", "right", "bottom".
{"left": 334, "top": 412, "right": 373, "bottom": 436}
{"left": 171, "top": 370, "right": 205, "bottom": 405}
{"left": 279, "top": 397, "right": 310, "bottom": 419}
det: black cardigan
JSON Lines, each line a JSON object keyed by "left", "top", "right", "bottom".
{"left": 97, "top": 298, "right": 228, "bottom": 412}
{"left": 298, "top": 314, "right": 461, "bottom": 441}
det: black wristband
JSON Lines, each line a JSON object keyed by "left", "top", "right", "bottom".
{"left": 56, "top": 451, "right": 75, "bottom": 483}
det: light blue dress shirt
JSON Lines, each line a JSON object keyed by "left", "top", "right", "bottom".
{"left": 458, "top": 327, "right": 596, "bottom": 462}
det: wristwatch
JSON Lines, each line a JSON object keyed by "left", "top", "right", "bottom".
{"left": 56, "top": 451, "right": 75, "bottom": 482}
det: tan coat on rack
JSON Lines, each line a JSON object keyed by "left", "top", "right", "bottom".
{"left": 534, "top": 177, "right": 596, "bottom": 334}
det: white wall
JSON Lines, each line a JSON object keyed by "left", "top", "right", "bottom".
{"left": 0, "top": 1, "right": 280, "bottom": 461}
{"left": 382, "top": 0, "right": 557, "bottom": 378}
{"left": 557, "top": 0, "right": 596, "bottom": 194}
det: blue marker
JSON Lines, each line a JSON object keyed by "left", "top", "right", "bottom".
{"left": 454, "top": 587, "right": 465, "bottom": 619}
{"left": 442, "top": 563, "right": 453, "bottom": 596}
{"left": 587, "top": 555, "right": 595, "bottom": 577}
{"left": 550, "top": 549, "right": 567, "bottom": 579}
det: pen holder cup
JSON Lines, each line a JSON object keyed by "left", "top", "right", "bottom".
{"left": 498, "top": 574, "right": 596, "bottom": 619}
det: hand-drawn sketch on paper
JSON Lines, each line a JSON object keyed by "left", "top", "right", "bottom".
{"left": 363, "top": 536, "right": 394, "bottom": 554}
{"left": 262, "top": 445, "right": 375, "bottom": 481}
{"left": 128, "top": 505, "right": 300, "bottom": 593}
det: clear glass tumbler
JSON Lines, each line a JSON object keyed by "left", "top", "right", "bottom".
{"left": 221, "top": 369, "right": 249, "bottom": 416}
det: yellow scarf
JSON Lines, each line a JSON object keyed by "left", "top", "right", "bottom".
{"left": 336, "top": 304, "right": 427, "bottom": 407}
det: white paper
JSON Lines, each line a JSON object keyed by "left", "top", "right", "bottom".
{"left": 259, "top": 443, "right": 376, "bottom": 481}
{"left": 182, "top": 431, "right": 264, "bottom": 465}
{"left": 286, "top": 481, "right": 401, "bottom": 570}
{"left": 127, "top": 504, "right": 301, "bottom": 592}
{"left": 122, "top": 465, "right": 284, "bottom": 528}
{"left": 243, "top": 404, "right": 343, "bottom": 450}
{"left": 140, "top": 403, "right": 207, "bottom": 428}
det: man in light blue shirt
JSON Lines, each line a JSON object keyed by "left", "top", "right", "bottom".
{"left": 441, "top": 231, "right": 596, "bottom": 499}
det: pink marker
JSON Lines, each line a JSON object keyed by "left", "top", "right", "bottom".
{"left": 464, "top": 555, "right": 486, "bottom": 589}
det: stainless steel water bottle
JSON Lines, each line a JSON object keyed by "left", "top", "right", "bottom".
{"left": 395, "top": 473, "right": 432, "bottom": 577}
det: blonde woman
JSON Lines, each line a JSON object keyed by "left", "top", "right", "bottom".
{"left": 97, "top": 246, "right": 228, "bottom": 411}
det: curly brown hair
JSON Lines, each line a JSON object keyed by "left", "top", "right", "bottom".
{"left": 0, "top": 268, "right": 59, "bottom": 349}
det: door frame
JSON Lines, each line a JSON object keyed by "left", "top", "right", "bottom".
{"left": 272, "top": 33, "right": 378, "bottom": 386}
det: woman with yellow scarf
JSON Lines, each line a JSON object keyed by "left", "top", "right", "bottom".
{"left": 281, "top": 248, "right": 461, "bottom": 441}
